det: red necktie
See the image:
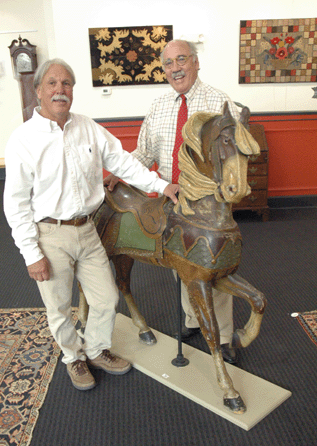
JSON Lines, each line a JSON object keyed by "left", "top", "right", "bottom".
{"left": 172, "top": 94, "right": 188, "bottom": 183}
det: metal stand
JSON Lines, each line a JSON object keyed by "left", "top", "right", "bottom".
{"left": 172, "top": 274, "right": 189, "bottom": 367}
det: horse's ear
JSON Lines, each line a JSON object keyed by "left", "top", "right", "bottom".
{"left": 240, "top": 106, "right": 251, "bottom": 127}
{"left": 222, "top": 101, "right": 230, "bottom": 118}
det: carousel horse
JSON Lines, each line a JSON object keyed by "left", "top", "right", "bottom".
{"left": 77, "top": 102, "right": 267, "bottom": 414}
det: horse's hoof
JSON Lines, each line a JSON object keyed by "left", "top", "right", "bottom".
{"left": 139, "top": 330, "right": 157, "bottom": 345}
{"left": 223, "top": 396, "right": 247, "bottom": 414}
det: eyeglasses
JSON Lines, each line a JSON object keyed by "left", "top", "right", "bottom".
{"left": 162, "top": 54, "right": 193, "bottom": 69}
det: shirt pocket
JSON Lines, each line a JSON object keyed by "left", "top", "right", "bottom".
{"left": 77, "top": 144, "right": 102, "bottom": 182}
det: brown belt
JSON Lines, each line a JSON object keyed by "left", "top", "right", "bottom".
{"left": 40, "top": 215, "right": 92, "bottom": 227}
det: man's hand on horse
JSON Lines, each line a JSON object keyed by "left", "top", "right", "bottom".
{"left": 27, "top": 256, "right": 50, "bottom": 282}
{"left": 163, "top": 184, "right": 179, "bottom": 204}
{"left": 104, "top": 173, "right": 119, "bottom": 191}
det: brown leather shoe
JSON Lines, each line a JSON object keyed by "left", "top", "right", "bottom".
{"left": 87, "top": 349, "right": 132, "bottom": 375}
{"left": 66, "top": 359, "right": 96, "bottom": 390}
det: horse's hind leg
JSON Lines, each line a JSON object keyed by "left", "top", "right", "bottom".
{"left": 113, "top": 255, "right": 157, "bottom": 345}
{"left": 215, "top": 273, "right": 267, "bottom": 348}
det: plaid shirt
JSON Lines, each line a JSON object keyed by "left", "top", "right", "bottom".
{"left": 132, "top": 77, "right": 240, "bottom": 183}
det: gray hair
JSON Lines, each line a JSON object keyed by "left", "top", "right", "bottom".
{"left": 160, "top": 40, "right": 198, "bottom": 64}
{"left": 33, "top": 58, "right": 76, "bottom": 91}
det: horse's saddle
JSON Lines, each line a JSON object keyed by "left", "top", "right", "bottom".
{"left": 104, "top": 182, "right": 168, "bottom": 239}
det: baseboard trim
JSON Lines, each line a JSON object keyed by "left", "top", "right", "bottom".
{"left": 268, "top": 195, "right": 317, "bottom": 209}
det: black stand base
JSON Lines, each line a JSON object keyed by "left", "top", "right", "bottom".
{"left": 172, "top": 355, "right": 190, "bottom": 367}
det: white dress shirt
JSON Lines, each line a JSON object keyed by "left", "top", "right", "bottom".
{"left": 4, "top": 108, "right": 169, "bottom": 266}
{"left": 132, "top": 77, "right": 240, "bottom": 183}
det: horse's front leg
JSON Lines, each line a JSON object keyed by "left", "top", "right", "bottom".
{"left": 187, "top": 278, "right": 246, "bottom": 414}
{"left": 215, "top": 273, "right": 267, "bottom": 348}
{"left": 113, "top": 255, "right": 157, "bottom": 345}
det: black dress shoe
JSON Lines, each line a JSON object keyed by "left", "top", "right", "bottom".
{"left": 221, "top": 343, "right": 238, "bottom": 365}
{"left": 173, "top": 327, "right": 201, "bottom": 341}
{"left": 173, "top": 329, "right": 238, "bottom": 364}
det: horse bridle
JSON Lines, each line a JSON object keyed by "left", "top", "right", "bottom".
{"left": 209, "top": 115, "right": 237, "bottom": 197}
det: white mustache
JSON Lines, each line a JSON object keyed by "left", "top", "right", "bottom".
{"left": 172, "top": 70, "right": 185, "bottom": 79}
{"left": 51, "top": 94, "right": 70, "bottom": 103}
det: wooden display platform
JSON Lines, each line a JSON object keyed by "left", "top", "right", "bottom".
{"left": 111, "top": 314, "right": 292, "bottom": 431}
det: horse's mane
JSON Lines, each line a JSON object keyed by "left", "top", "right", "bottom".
{"left": 174, "top": 112, "right": 222, "bottom": 215}
{"left": 174, "top": 111, "right": 260, "bottom": 216}
{"left": 181, "top": 112, "right": 219, "bottom": 161}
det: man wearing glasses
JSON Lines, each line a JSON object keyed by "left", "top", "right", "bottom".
{"left": 105, "top": 39, "right": 240, "bottom": 364}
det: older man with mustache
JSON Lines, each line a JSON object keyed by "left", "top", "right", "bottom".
{"left": 4, "top": 58, "right": 179, "bottom": 391}
{"left": 105, "top": 40, "right": 240, "bottom": 364}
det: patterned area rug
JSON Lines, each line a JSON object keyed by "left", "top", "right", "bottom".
{"left": 0, "top": 308, "right": 61, "bottom": 446}
{"left": 296, "top": 310, "right": 317, "bottom": 346}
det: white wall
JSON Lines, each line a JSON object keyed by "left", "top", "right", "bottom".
{"left": 0, "top": 0, "right": 51, "bottom": 159}
{"left": 1, "top": 0, "right": 317, "bottom": 159}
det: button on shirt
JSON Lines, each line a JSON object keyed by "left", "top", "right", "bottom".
{"left": 132, "top": 77, "right": 241, "bottom": 183}
{"left": 4, "top": 108, "right": 169, "bottom": 266}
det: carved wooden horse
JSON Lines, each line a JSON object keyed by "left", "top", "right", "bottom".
{"left": 78, "top": 102, "right": 267, "bottom": 414}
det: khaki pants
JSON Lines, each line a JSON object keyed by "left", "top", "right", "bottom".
{"left": 37, "top": 219, "right": 119, "bottom": 364}
{"left": 173, "top": 271, "right": 233, "bottom": 344}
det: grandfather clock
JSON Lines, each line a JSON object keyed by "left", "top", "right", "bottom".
{"left": 8, "top": 36, "right": 38, "bottom": 122}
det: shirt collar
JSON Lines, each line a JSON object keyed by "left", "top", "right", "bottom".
{"left": 32, "top": 106, "right": 72, "bottom": 131}
{"left": 173, "top": 77, "right": 202, "bottom": 102}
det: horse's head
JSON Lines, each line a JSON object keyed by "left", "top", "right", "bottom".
{"left": 177, "top": 102, "right": 260, "bottom": 215}
{"left": 206, "top": 101, "right": 259, "bottom": 203}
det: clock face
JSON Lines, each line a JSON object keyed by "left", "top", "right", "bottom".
{"left": 16, "top": 53, "right": 32, "bottom": 73}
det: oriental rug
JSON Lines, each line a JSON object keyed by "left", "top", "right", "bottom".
{"left": 0, "top": 308, "right": 61, "bottom": 446}
{"left": 296, "top": 310, "right": 317, "bottom": 347}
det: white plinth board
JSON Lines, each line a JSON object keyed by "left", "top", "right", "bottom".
{"left": 111, "top": 314, "right": 291, "bottom": 430}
